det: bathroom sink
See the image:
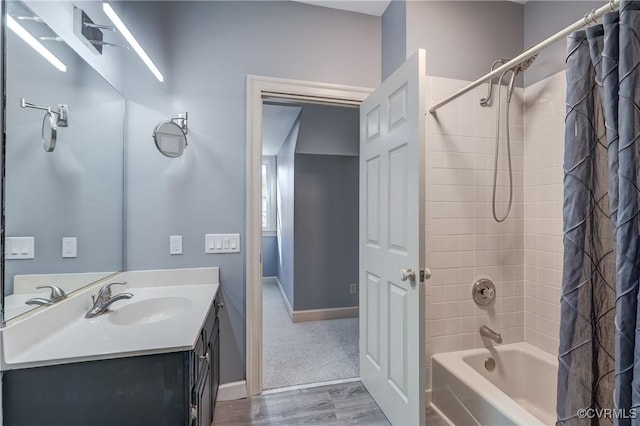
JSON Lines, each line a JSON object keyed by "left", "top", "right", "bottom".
{"left": 107, "top": 296, "right": 192, "bottom": 326}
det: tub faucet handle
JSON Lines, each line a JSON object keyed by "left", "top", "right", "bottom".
{"left": 472, "top": 278, "right": 496, "bottom": 306}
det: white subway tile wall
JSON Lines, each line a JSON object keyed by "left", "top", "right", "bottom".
{"left": 424, "top": 76, "right": 526, "bottom": 387}
{"left": 522, "top": 71, "right": 566, "bottom": 356}
{"left": 423, "top": 72, "right": 566, "bottom": 390}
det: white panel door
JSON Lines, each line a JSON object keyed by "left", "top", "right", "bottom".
{"left": 359, "top": 50, "right": 426, "bottom": 426}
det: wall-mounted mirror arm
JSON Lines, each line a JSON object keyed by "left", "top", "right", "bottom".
{"left": 20, "top": 98, "right": 68, "bottom": 127}
{"left": 171, "top": 112, "right": 188, "bottom": 134}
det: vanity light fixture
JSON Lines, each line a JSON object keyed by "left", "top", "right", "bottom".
{"left": 102, "top": 2, "right": 164, "bottom": 82}
{"left": 7, "top": 16, "right": 67, "bottom": 72}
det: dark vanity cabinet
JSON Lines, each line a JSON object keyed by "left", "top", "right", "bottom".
{"left": 3, "top": 293, "right": 221, "bottom": 426}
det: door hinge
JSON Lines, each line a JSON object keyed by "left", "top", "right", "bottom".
{"left": 420, "top": 268, "right": 432, "bottom": 283}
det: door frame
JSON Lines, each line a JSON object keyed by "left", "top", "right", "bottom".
{"left": 246, "top": 75, "right": 372, "bottom": 396}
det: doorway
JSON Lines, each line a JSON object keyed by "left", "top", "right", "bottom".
{"left": 260, "top": 101, "right": 360, "bottom": 390}
{"left": 245, "top": 76, "right": 371, "bottom": 396}
{"left": 247, "top": 53, "right": 427, "bottom": 424}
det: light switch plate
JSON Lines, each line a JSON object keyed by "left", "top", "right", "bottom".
{"left": 5, "top": 237, "right": 35, "bottom": 259}
{"left": 170, "top": 235, "right": 183, "bottom": 255}
{"left": 62, "top": 237, "right": 77, "bottom": 258}
{"left": 205, "top": 234, "right": 240, "bottom": 254}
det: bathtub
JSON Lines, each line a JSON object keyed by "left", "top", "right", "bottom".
{"left": 431, "top": 342, "right": 558, "bottom": 426}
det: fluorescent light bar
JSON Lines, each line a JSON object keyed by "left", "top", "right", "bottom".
{"left": 7, "top": 16, "right": 67, "bottom": 72}
{"left": 102, "top": 2, "right": 164, "bottom": 82}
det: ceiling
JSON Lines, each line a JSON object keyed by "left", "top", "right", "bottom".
{"left": 292, "top": 1, "right": 528, "bottom": 16}
{"left": 262, "top": 104, "right": 302, "bottom": 156}
{"left": 292, "top": 0, "right": 392, "bottom": 16}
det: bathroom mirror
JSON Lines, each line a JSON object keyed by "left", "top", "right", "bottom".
{"left": 153, "top": 120, "right": 188, "bottom": 158}
{"left": 41, "top": 112, "right": 57, "bottom": 152}
{"left": 3, "top": 0, "right": 125, "bottom": 323}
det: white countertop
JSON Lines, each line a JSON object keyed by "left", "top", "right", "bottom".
{"left": 1, "top": 267, "right": 220, "bottom": 370}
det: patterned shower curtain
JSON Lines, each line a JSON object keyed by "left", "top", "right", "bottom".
{"left": 557, "top": 2, "right": 640, "bottom": 425}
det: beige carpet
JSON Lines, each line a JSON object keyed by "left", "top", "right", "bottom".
{"left": 262, "top": 281, "right": 359, "bottom": 390}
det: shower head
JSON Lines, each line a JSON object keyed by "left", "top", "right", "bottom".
{"left": 480, "top": 54, "right": 538, "bottom": 107}
{"left": 504, "top": 54, "right": 538, "bottom": 103}
{"left": 512, "top": 54, "right": 538, "bottom": 74}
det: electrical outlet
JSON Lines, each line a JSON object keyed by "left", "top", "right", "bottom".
{"left": 62, "top": 237, "right": 77, "bottom": 258}
{"left": 349, "top": 283, "right": 357, "bottom": 295}
{"left": 170, "top": 235, "right": 183, "bottom": 255}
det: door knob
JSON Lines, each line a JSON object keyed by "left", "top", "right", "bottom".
{"left": 400, "top": 268, "right": 416, "bottom": 282}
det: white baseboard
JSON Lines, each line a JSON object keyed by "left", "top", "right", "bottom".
{"left": 217, "top": 380, "right": 247, "bottom": 401}
{"left": 263, "top": 276, "right": 358, "bottom": 322}
{"left": 264, "top": 276, "right": 294, "bottom": 319}
{"left": 292, "top": 306, "right": 358, "bottom": 322}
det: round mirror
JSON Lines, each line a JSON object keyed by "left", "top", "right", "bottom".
{"left": 41, "top": 111, "right": 57, "bottom": 152}
{"left": 153, "top": 121, "right": 187, "bottom": 158}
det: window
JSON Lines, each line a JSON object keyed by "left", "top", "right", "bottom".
{"left": 262, "top": 156, "right": 277, "bottom": 235}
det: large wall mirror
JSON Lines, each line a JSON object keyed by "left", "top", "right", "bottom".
{"left": 3, "top": 0, "right": 125, "bottom": 323}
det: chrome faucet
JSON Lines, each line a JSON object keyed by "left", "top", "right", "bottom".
{"left": 480, "top": 325, "right": 503, "bottom": 344}
{"left": 25, "top": 285, "right": 66, "bottom": 306}
{"left": 25, "top": 298, "right": 52, "bottom": 307}
{"left": 85, "top": 281, "right": 133, "bottom": 319}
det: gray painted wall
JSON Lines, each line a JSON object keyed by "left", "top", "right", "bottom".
{"left": 119, "top": 0, "right": 370, "bottom": 385}
{"left": 406, "top": 1, "right": 524, "bottom": 85}
{"left": 261, "top": 236, "right": 279, "bottom": 277}
{"left": 276, "top": 119, "right": 299, "bottom": 308}
{"left": 385, "top": 0, "right": 602, "bottom": 88}
{"left": 295, "top": 105, "right": 359, "bottom": 156}
{"left": 523, "top": 1, "right": 603, "bottom": 86}
{"left": 5, "top": 21, "right": 124, "bottom": 294}
{"left": 293, "top": 154, "right": 359, "bottom": 310}
{"left": 381, "top": 0, "right": 406, "bottom": 80}
{"left": 274, "top": 105, "right": 359, "bottom": 312}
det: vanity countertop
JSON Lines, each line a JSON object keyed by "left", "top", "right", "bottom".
{"left": 1, "top": 267, "right": 220, "bottom": 370}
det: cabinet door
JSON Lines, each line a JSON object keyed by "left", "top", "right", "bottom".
{"left": 192, "top": 346, "right": 212, "bottom": 426}
{"left": 3, "top": 352, "right": 190, "bottom": 426}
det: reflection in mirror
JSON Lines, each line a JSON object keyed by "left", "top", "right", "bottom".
{"left": 4, "top": 0, "right": 125, "bottom": 323}
{"left": 153, "top": 114, "right": 188, "bottom": 157}
{"left": 19, "top": 98, "right": 70, "bottom": 152}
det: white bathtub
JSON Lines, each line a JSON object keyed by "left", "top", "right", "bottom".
{"left": 431, "top": 342, "right": 558, "bottom": 426}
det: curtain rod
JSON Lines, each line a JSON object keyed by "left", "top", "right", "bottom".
{"left": 428, "top": 0, "right": 620, "bottom": 115}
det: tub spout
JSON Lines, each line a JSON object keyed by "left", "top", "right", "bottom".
{"left": 480, "top": 325, "right": 502, "bottom": 344}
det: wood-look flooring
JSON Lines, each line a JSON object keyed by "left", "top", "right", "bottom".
{"left": 212, "top": 381, "right": 449, "bottom": 426}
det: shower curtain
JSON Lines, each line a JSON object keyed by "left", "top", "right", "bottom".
{"left": 558, "top": 2, "right": 640, "bottom": 425}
